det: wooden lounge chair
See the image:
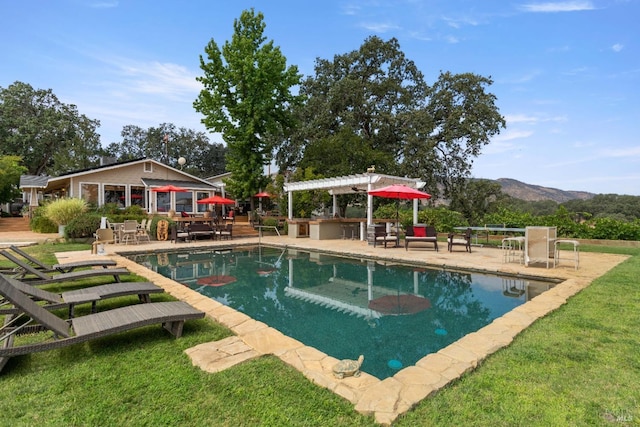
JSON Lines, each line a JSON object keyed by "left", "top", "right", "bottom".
{"left": 216, "top": 223, "right": 233, "bottom": 240}
{"left": 373, "top": 227, "right": 398, "bottom": 248}
{"left": 0, "top": 273, "right": 164, "bottom": 318}
{"left": 8, "top": 245, "right": 117, "bottom": 273}
{"left": 170, "top": 223, "right": 190, "bottom": 243}
{"left": 405, "top": 225, "right": 439, "bottom": 251}
{"left": 0, "top": 275, "right": 205, "bottom": 372}
{"left": 0, "top": 250, "right": 129, "bottom": 285}
{"left": 188, "top": 223, "right": 214, "bottom": 240}
{"left": 447, "top": 228, "right": 472, "bottom": 252}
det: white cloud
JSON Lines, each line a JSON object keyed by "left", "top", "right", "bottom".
{"left": 612, "top": 43, "right": 624, "bottom": 52}
{"left": 359, "top": 22, "right": 401, "bottom": 33}
{"left": 505, "top": 113, "right": 567, "bottom": 124}
{"left": 520, "top": 1, "right": 595, "bottom": 12}
{"left": 495, "top": 129, "right": 534, "bottom": 141}
{"left": 599, "top": 146, "right": 640, "bottom": 158}
{"left": 444, "top": 35, "right": 460, "bottom": 44}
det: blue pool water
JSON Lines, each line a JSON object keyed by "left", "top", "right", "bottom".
{"left": 129, "top": 246, "right": 556, "bottom": 379}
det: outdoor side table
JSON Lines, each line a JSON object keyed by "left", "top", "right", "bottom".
{"left": 554, "top": 239, "right": 580, "bottom": 270}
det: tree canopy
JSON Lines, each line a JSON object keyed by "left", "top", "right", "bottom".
{"left": 274, "top": 36, "right": 505, "bottom": 199}
{"left": 194, "top": 8, "right": 303, "bottom": 203}
{"left": 0, "top": 155, "right": 27, "bottom": 204}
{"left": 0, "top": 81, "right": 103, "bottom": 176}
{"left": 104, "top": 123, "right": 227, "bottom": 177}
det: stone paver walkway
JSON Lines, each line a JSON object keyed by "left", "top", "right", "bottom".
{"left": 48, "top": 235, "right": 627, "bottom": 425}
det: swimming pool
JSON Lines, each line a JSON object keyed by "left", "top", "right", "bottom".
{"left": 129, "top": 245, "right": 556, "bottom": 379}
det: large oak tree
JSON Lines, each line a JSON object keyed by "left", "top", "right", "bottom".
{"left": 0, "top": 81, "right": 102, "bottom": 176}
{"left": 275, "top": 36, "right": 506, "bottom": 199}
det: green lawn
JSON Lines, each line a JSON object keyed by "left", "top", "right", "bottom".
{"left": 1, "top": 243, "right": 638, "bottom": 426}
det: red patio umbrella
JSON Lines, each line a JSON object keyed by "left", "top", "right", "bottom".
{"left": 196, "top": 275, "right": 237, "bottom": 287}
{"left": 254, "top": 191, "right": 271, "bottom": 198}
{"left": 197, "top": 195, "right": 236, "bottom": 205}
{"left": 368, "top": 294, "right": 431, "bottom": 316}
{"left": 368, "top": 184, "right": 431, "bottom": 200}
{"left": 151, "top": 185, "right": 188, "bottom": 193}
{"left": 368, "top": 184, "right": 431, "bottom": 231}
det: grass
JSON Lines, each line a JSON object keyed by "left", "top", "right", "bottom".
{"left": 2, "top": 243, "right": 639, "bottom": 426}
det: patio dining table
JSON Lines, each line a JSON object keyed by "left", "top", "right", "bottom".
{"left": 454, "top": 226, "right": 526, "bottom": 245}
{"left": 108, "top": 222, "right": 124, "bottom": 243}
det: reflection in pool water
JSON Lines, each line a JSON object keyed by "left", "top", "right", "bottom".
{"left": 129, "top": 246, "right": 556, "bottom": 380}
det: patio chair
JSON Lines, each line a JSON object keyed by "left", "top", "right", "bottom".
{"left": 92, "top": 228, "right": 116, "bottom": 254}
{"left": 447, "top": 228, "right": 472, "bottom": 253}
{"left": 170, "top": 223, "right": 190, "bottom": 243}
{"left": 217, "top": 223, "right": 233, "bottom": 240}
{"left": 405, "top": 225, "right": 439, "bottom": 251}
{"left": 373, "top": 226, "right": 398, "bottom": 248}
{"left": 0, "top": 274, "right": 205, "bottom": 372}
{"left": 120, "top": 220, "right": 139, "bottom": 245}
{"left": 8, "top": 245, "right": 117, "bottom": 273}
{"left": 0, "top": 250, "right": 130, "bottom": 285}
{"left": 0, "top": 273, "right": 164, "bottom": 318}
{"left": 136, "top": 219, "right": 151, "bottom": 243}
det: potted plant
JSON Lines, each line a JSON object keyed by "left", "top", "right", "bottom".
{"left": 44, "top": 198, "right": 88, "bottom": 237}
{"left": 20, "top": 205, "right": 30, "bottom": 220}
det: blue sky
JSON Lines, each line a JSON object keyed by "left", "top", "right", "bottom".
{"left": 2, "top": 1, "right": 638, "bottom": 195}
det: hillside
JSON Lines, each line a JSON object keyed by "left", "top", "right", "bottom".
{"left": 495, "top": 178, "right": 595, "bottom": 203}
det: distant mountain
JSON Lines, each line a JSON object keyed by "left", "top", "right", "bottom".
{"left": 494, "top": 178, "right": 595, "bottom": 203}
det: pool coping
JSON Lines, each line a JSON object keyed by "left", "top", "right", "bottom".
{"left": 60, "top": 236, "right": 628, "bottom": 425}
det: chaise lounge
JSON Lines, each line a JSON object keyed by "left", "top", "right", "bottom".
{"left": 0, "top": 275, "right": 205, "bottom": 372}
{"left": 0, "top": 273, "right": 164, "bottom": 318}
{"left": 0, "top": 250, "right": 130, "bottom": 285}
{"left": 8, "top": 245, "right": 117, "bottom": 273}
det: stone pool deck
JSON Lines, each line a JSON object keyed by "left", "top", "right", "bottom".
{"left": 51, "top": 235, "right": 627, "bottom": 425}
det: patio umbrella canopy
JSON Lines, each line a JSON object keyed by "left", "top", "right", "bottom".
{"left": 368, "top": 294, "right": 431, "bottom": 316}
{"left": 368, "top": 184, "right": 431, "bottom": 230}
{"left": 197, "top": 195, "right": 236, "bottom": 205}
{"left": 368, "top": 184, "right": 431, "bottom": 200}
{"left": 254, "top": 191, "right": 271, "bottom": 198}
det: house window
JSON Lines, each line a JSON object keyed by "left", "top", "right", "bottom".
{"left": 104, "top": 184, "right": 126, "bottom": 208}
{"left": 176, "top": 192, "right": 193, "bottom": 213}
{"left": 155, "top": 192, "right": 170, "bottom": 212}
{"left": 131, "top": 186, "right": 146, "bottom": 208}
{"left": 196, "top": 192, "right": 209, "bottom": 212}
{"left": 80, "top": 183, "right": 99, "bottom": 206}
{"left": 144, "top": 162, "right": 153, "bottom": 173}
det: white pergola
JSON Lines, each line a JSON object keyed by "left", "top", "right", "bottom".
{"left": 283, "top": 173, "right": 426, "bottom": 226}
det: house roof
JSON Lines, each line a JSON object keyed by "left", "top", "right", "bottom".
{"left": 141, "top": 178, "right": 217, "bottom": 191}
{"left": 46, "top": 158, "right": 215, "bottom": 188}
{"left": 19, "top": 175, "right": 50, "bottom": 189}
{"left": 283, "top": 173, "right": 425, "bottom": 195}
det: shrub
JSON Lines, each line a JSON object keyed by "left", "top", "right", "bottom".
{"left": 44, "top": 198, "right": 88, "bottom": 226}
{"left": 123, "top": 205, "right": 146, "bottom": 216}
{"left": 30, "top": 215, "right": 58, "bottom": 233}
{"left": 262, "top": 218, "right": 280, "bottom": 228}
{"left": 419, "top": 207, "right": 467, "bottom": 232}
{"left": 65, "top": 213, "right": 102, "bottom": 239}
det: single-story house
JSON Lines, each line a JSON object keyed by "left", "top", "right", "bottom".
{"left": 20, "top": 158, "right": 221, "bottom": 215}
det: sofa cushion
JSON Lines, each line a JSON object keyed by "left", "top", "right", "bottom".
{"left": 414, "top": 226, "right": 426, "bottom": 237}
